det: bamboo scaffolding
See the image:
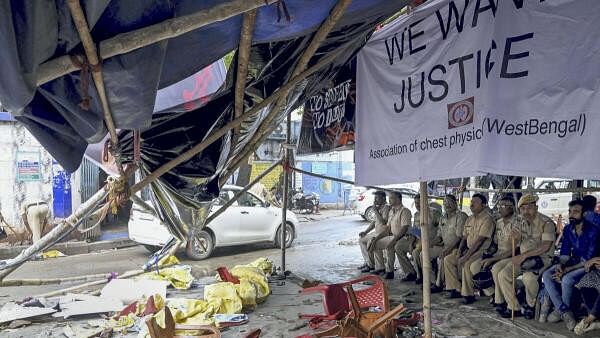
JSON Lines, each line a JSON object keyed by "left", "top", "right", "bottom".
{"left": 131, "top": 48, "right": 345, "bottom": 195}
{"left": 223, "top": 0, "right": 352, "bottom": 178}
{"left": 67, "top": 0, "right": 124, "bottom": 175}
{"left": 37, "top": 0, "right": 278, "bottom": 86}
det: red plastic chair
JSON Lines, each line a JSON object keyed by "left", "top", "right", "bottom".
{"left": 298, "top": 275, "right": 388, "bottom": 325}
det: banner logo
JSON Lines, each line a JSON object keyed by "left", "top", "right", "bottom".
{"left": 447, "top": 97, "right": 474, "bottom": 129}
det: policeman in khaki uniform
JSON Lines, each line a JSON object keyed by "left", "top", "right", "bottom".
{"left": 481, "top": 197, "right": 519, "bottom": 303}
{"left": 494, "top": 194, "right": 556, "bottom": 319}
{"left": 432, "top": 195, "right": 468, "bottom": 290}
{"left": 358, "top": 191, "right": 391, "bottom": 273}
{"left": 412, "top": 194, "right": 442, "bottom": 285}
{"left": 444, "top": 193, "right": 495, "bottom": 304}
{"left": 368, "top": 191, "right": 412, "bottom": 280}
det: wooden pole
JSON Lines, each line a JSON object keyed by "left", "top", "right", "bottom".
{"left": 37, "top": 0, "right": 278, "bottom": 86}
{"left": 222, "top": 0, "right": 352, "bottom": 177}
{"left": 0, "top": 188, "right": 109, "bottom": 280}
{"left": 205, "top": 159, "right": 282, "bottom": 225}
{"left": 233, "top": 10, "right": 257, "bottom": 144}
{"left": 131, "top": 47, "right": 344, "bottom": 195}
{"left": 67, "top": 1, "right": 118, "bottom": 156}
{"left": 512, "top": 236, "right": 516, "bottom": 321}
{"left": 420, "top": 182, "right": 432, "bottom": 338}
{"left": 281, "top": 112, "right": 292, "bottom": 273}
{"left": 35, "top": 263, "right": 176, "bottom": 299}
{"left": 0, "top": 273, "right": 112, "bottom": 287}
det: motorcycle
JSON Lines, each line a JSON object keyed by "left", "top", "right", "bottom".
{"left": 290, "top": 188, "right": 320, "bottom": 214}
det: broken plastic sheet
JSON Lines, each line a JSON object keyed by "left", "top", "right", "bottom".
{"left": 0, "top": 0, "right": 408, "bottom": 173}
{"left": 116, "top": 16, "right": 395, "bottom": 243}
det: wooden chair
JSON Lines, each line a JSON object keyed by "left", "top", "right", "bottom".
{"left": 146, "top": 307, "right": 221, "bottom": 338}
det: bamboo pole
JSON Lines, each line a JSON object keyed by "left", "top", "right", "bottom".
{"left": 35, "top": 263, "right": 175, "bottom": 299}
{"left": 67, "top": 0, "right": 119, "bottom": 165}
{"left": 205, "top": 159, "right": 282, "bottom": 225}
{"left": 223, "top": 0, "right": 352, "bottom": 177}
{"left": 130, "top": 48, "right": 345, "bottom": 195}
{"left": 512, "top": 236, "right": 516, "bottom": 321}
{"left": 37, "top": 0, "right": 278, "bottom": 86}
{"left": 0, "top": 273, "right": 112, "bottom": 287}
{"left": 233, "top": 10, "right": 257, "bottom": 144}
{"left": 281, "top": 112, "right": 292, "bottom": 273}
{"left": 466, "top": 186, "right": 600, "bottom": 194}
{"left": 419, "top": 182, "right": 432, "bottom": 338}
{"left": 0, "top": 188, "right": 109, "bottom": 280}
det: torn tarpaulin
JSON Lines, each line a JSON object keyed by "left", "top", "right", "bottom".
{"left": 116, "top": 16, "right": 394, "bottom": 242}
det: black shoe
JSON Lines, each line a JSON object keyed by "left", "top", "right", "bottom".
{"left": 499, "top": 307, "right": 522, "bottom": 319}
{"left": 447, "top": 290, "right": 461, "bottom": 299}
{"left": 522, "top": 305, "right": 535, "bottom": 320}
{"left": 430, "top": 285, "right": 443, "bottom": 294}
{"left": 383, "top": 272, "right": 394, "bottom": 280}
{"left": 0, "top": 228, "right": 6, "bottom": 241}
{"left": 401, "top": 273, "right": 417, "bottom": 282}
{"left": 361, "top": 266, "right": 374, "bottom": 273}
{"left": 357, "top": 264, "right": 368, "bottom": 270}
{"left": 371, "top": 269, "right": 385, "bottom": 275}
{"left": 415, "top": 278, "right": 423, "bottom": 285}
{"left": 462, "top": 296, "right": 476, "bottom": 305}
{"left": 495, "top": 303, "right": 507, "bottom": 313}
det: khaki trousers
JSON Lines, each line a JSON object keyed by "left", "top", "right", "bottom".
{"left": 374, "top": 236, "right": 415, "bottom": 274}
{"left": 495, "top": 258, "right": 545, "bottom": 310}
{"left": 443, "top": 251, "right": 483, "bottom": 296}
{"left": 359, "top": 233, "right": 384, "bottom": 270}
{"left": 413, "top": 245, "right": 443, "bottom": 280}
{"left": 25, "top": 204, "right": 49, "bottom": 243}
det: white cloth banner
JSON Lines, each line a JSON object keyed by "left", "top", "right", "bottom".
{"left": 356, "top": 0, "right": 600, "bottom": 185}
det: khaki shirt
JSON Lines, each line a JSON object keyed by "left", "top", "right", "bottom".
{"left": 438, "top": 211, "right": 468, "bottom": 249}
{"left": 495, "top": 216, "right": 518, "bottom": 255}
{"left": 518, "top": 212, "right": 556, "bottom": 257}
{"left": 463, "top": 211, "right": 495, "bottom": 249}
{"left": 388, "top": 205, "right": 412, "bottom": 236}
{"left": 373, "top": 204, "right": 391, "bottom": 235}
{"left": 414, "top": 209, "right": 441, "bottom": 243}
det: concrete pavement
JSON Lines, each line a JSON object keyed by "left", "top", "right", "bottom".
{"left": 0, "top": 213, "right": 592, "bottom": 337}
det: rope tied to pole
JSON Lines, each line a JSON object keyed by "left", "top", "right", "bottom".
{"left": 68, "top": 54, "right": 102, "bottom": 111}
{"left": 77, "top": 175, "right": 129, "bottom": 233}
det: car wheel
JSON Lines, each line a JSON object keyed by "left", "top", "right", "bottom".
{"left": 274, "top": 223, "right": 295, "bottom": 249}
{"left": 185, "top": 230, "right": 214, "bottom": 260}
{"left": 143, "top": 244, "right": 162, "bottom": 253}
{"left": 365, "top": 206, "right": 376, "bottom": 222}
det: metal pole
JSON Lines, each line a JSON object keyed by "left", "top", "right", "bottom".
{"left": 281, "top": 113, "right": 292, "bottom": 274}
{"left": 420, "top": 182, "right": 432, "bottom": 338}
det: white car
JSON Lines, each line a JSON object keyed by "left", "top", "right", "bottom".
{"left": 535, "top": 178, "right": 600, "bottom": 220}
{"left": 128, "top": 185, "right": 299, "bottom": 260}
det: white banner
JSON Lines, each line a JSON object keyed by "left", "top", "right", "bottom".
{"left": 356, "top": 0, "right": 600, "bottom": 185}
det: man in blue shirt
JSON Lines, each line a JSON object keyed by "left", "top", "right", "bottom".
{"left": 583, "top": 195, "right": 600, "bottom": 228}
{"left": 540, "top": 199, "right": 600, "bottom": 331}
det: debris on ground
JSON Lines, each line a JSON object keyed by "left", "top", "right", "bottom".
{"left": 41, "top": 250, "right": 66, "bottom": 259}
{"left": 7, "top": 319, "right": 32, "bottom": 329}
